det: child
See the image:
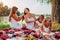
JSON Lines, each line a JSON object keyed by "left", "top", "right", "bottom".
{"left": 34, "top": 15, "right": 44, "bottom": 35}
{"left": 40, "top": 17, "right": 57, "bottom": 40}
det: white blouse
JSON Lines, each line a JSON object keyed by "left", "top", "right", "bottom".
{"left": 10, "top": 17, "right": 22, "bottom": 29}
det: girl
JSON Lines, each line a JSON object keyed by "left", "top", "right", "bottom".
{"left": 9, "top": 6, "right": 22, "bottom": 29}
{"left": 34, "top": 15, "right": 44, "bottom": 35}
{"left": 40, "top": 17, "right": 57, "bottom": 40}
{"left": 34, "top": 15, "right": 44, "bottom": 28}
{"left": 24, "top": 8, "right": 36, "bottom": 30}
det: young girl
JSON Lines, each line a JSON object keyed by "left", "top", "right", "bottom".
{"left": 40, "top": 17, "right": 57, "bottom": 40}
{"left": 9, "top": 6, "right": 22, "bottom": 29}
{"left": 24, "top": 8, "right": 36, "bottom": 30}
{"left": 34, "top": 15, "right": 44, "bottom": 36}
{"left": 34, "top": 15, "right": 44, "bottom": 28}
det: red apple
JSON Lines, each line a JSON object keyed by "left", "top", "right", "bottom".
{"left": 24, "top": 30, "right": 33, "bottom": 33}
{"left": 3, "top": 28, "right": 9, "bottom": 32}
{"left": 14, "top": 34, "right": 20, "bottom": 37}
{"left": 56, "top": 32, "right": 60, "bottom": 37}
{"left": 1, "top": 34, "right": 10, "bottom": 39}
{"left": 0, "top": 30, "right": 3, "bottom": 35}
{"left": 15, "top": 29, "right": 21, "bottom": 32}
{"left": 8, "top": 30, "right": 14, "bottom": 34}
{"left": 32, "top": 34, "right": 39, "bottom": 38}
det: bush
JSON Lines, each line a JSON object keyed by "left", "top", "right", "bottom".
{"left": 0, "top": 24, "right": 10, "bottom": 29}
{"left": 52, "top": 23, "right": 60, "bottom": 32}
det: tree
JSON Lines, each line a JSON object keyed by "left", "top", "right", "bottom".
{"left": 37, "top": 0, "right": 52, "bottom": 4}
{"left": 52, "top": 0, "right": 60, "bottom": 23}
{"left": 0, "top": 3, "right": 11, "bottom": 16}
{"left": 37, "top": 0, "right": 60, "bottom": 23}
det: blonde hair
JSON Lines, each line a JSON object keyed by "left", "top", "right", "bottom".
{"left": 42, "top": 17, "right": 52, "bottom": 26}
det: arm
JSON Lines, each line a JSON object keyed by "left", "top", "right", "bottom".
{"left": 34, "top": 23, "right": 38, "bottom": 28}
{"left": 40, "top": 25, "right": 47, "bottom": 33}
{"left": 9, "top": 13, "right": 12, "bottom": 22}
{"left": 40, "top": 25, "right": 44, "bottom": 33}
{"left": 12, "top": 14, "right": 22, "bottom": 21}
{"left": 9, "top": 15, "right": 11, "bottom": 22}
{"left": 47, "top": 26, "right": 51, "bottom": 34}
{"left": 32, "top": 14, "right": 36, "bottom": 22}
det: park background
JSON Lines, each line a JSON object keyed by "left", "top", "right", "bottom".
{"left": 0, "top": 0, "right": 60, "bottom": 31}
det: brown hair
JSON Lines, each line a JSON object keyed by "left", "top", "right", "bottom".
{"left": 9, "top": 6, "right": 18, "bottom": 21}
{"left": 24, "top": 8, "right": 30, "bottom": 15}
{"left": 37, "top": 15, "right": 44, "bottom": 21}
{"left": 11, "top": 6, "right": 18, "bottom": 14}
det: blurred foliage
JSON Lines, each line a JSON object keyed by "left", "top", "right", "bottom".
{"left": 0, "top": 24, "right": 10, "bottom": 29}
{"left": 37, "top": 0, "right": 52, "bottom": 4}
{"left": 0, "top": 17, "right": 4, "bottom": 24}
{"left": 52, "top": 23, "right": 60, "bottom": 32}
{"left": 0, "top": 3, "right": 11, "bottom": 16}
{"left": 0, "top": 23, "right": 60, "bottom": 32}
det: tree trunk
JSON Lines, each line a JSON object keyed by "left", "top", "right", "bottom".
{"left": 52, "top": 0, "right": 60, "bottom": 23}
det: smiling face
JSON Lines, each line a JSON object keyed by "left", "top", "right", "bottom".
{"left": 39, "top": 17, "right": 44, "bottom": 23}
{"left": 14, "top": 8, "right": 18, "bottom": 14}
{"left": 43, "top": 17, "right": 52, "bottom": 27}
{"left": 38, "top": 15, "right": 44, "bottom": 23}
{"left": 45, "top": 21, "right": 51, "bottom": 27}
{"left": 12, "top": 6, "right": 18, "bottom": 14}
{"left": 24, "top": 8, "right": 30, "bottom": 14}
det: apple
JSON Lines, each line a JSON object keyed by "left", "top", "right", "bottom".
{"left": 32, "top": 34, "right": 39, "bottom": 38}
{"left": 56, "top": 33, "right": 60, "bottom": 37}
{"left": 1, "top": 34, "right": 10, "bottom": 39}
{"left": 8, "top": 30, "right": 14, "bottom": 34}
{"left": 0, "top": 30, "right": 3, "bottom": 36}
{"left": 3, "top": 28, "right": 9, "bottom": 32}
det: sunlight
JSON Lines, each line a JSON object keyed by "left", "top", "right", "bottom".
{"left": 0, "top": 0, "right": 51, "bottom": 15}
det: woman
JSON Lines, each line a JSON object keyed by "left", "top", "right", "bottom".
{"left": 40, "top": 17, "right": 57, "bottom": 40}
{"left": 9, "top": 6, "right": 22, "bottom": 29}
{"left": 24, "top": 8, "right": 36, "bottom": 30}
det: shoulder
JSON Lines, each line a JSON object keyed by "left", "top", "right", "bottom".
{"left": 24, "top": 15, "right": 27, "bottom": 17}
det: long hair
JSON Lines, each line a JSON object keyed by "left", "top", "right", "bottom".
{"left": 9, "top": 6, "right": 18, "bottom": 22}
{"left": 42, "top": 17, "right": 52, "bottom": 27}
{"left": 37, "top": 15, "right": 44, "bottom": 23}
{"left": 24, "top": 8, "right": 30, "bottom": 15}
